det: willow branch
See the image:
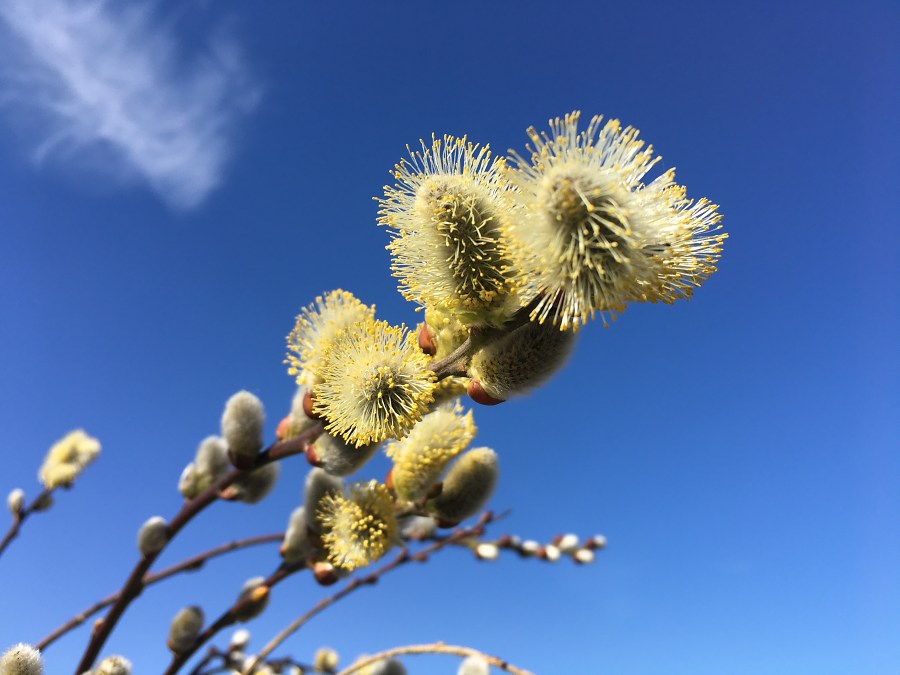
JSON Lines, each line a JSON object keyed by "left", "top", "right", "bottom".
{"left": 242, "top": 512, "right": 494, "bottom": 674}
{"left": 35, "top": 532, "right": 282, "bottom": 651}
{"left": 335, "top": 642, "right": 535, "bottom": 675}
{"left": 163, "top": 557, "right": 309, "bottom": 675}
{"left": 0, "top": 487, "right": 54, "bottom": 560}
{"left": 74, "top": 423, "right": 324, "bottom": 675}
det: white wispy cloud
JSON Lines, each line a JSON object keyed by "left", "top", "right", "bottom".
{"left": 0, "top": 0, "right": 260, "bottom": 210}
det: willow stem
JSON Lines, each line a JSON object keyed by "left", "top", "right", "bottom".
{"left": 242, "top": 512, "right": 494, "bottom": 674}
{"left": 35, "top": 532, "right": 282, "bottom": 651}
{"left": 0, "top": 487, "right": 54, "bottom": 560}
{"left": 335, "top": 642, "right": 535, "bottom": 675}
{"left": 73, "top": 423, "right": 324, "bottom": 675}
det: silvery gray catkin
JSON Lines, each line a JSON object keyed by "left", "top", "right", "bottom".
{"left": 221, "top": 391, "right": 265, "bottom": 468}
{"left": 167, "top": 606, "right": 204, "bottom": 653}
{"left": 427, "top": 447, "right": 498, "bottom": 524}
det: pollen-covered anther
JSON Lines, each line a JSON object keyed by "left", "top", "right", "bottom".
{"left": 319, "top": 481, "right": 398, "bottom": 571}
{"left": 466, "top": 379, "right": 505, "bottom": 406}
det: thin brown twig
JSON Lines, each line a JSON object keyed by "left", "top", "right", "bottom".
{"left": 335, "top": 642, "right": 536, "bottom": 675}
{"left": 163, "top": 557, "right": 308, "bottom": 675}
{"left": 74, "top": 423, "right": 324, "bottom": 675}
{"left": 35, "top": 532, "right": 282, "bottom": 651}
{"left": 0, "top": 487, "right": 54, "bottom": 560}
{"left": 242, "top": 512, "right": 494, "bottom": 675}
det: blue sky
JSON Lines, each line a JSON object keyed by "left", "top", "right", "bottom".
{"left": 0, "top": 1, "right": 897, "bottom": 673}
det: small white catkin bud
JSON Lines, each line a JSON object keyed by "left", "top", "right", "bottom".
{"left": 543, "top": 544, "right": 561, "bottom": 562}
{"left": 574, "top": 548, "right": 596, "bottom": 564}
{"left": 458, "top": 655, "right": 490, "bottom": 675}
{"left": 303, "top": 468, "right": 344, "bottom": 533}
{"left": 234, "top": 577, "right": 270, "bottom": 623}
{"left": 226, "top": 463, "right": 280, "bottom": 504}
{"left": 313, "top": 647, "right": 339, "bottom": 672}
{"left": 94, "top": 655, "right": 132, "bottom": 675}
{"left": 312, "top": 434, "right": 379, "bottom": 477}
{"left": 281, "top": 507, "right": 311, "bottom": 563}
{"left": 137, "top": 516, "right": 168, "bottom": 555}
{"left": 469, "top": 320, "right": 575, "bottom": 400}
{"left": 229, "top": 628, "right": 251, "bottom": 651}
{"left": 167, "top": 605, "right": 204, "bottom": 653}
{"left": 0, "top": 643, "right": 43, "bottom": 675}
{"left": 221, "top": 391, "right": 265, "bottom": 465}
{"left": 427, "top": 447, "right": 498, "bottom": 524}
{"left": 195, "top": 436, "right": 229, "bottom": 487}
{"left": 521, "top": 540, "right": 540, "bottom": 556}
{"left": 7, "top": 488, "right": 25, "bottom": 517}
{"left": 177, "top": 463, "right": 198, "bottom": 499}
{"left": 556, "top": 533, "right": 579, "bottom": 553}
{"left": 475, "top": 542, "right": 499, "bottom": 561}
{"left": 591, "top": 534, "right": 608, "bottom": 549}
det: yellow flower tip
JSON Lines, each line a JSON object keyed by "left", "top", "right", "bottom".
{"left": 507, "top": 111, "right": 726, "bottom": 330}
{"left": 319, "top": 480, "right": 398, "bottom": 571}
{"left": 38, "top": 429, "right": 101, "bottom": 489}
{"left": 386, "top": 400, "right": 477, "bottom": 501}
{"left": 378, "top": 134, "right": 520, "bottom": 326}
{"left": 312, "top": 319, "right": 436, "bottom": 447}
{"left": 285, "top": 290, "right": 376, "bottom": 386}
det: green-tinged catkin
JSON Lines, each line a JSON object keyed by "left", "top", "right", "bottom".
{"left": 179, "top": 436, "right": 230, "bottom": 498}
{"left": 303, "top": 468, "right": 345, "bottom": 534}
{"left": 311, "top": 433, "right": 379, "bottom": 477}
{"left": 167, "top": 606, "right": 204, "bottom": 654}
{"left": 225, "top": 463, "right": 280, "bottom": 504}
{"left": 234, "top": 577, "right": 270, "bottom": 623}
{"left": 6, "top": 488, "right": 24, "bottom": 517}
{"left": 37, "top": 429, "right": 100, "bottom": 489}
{"left": 136, "top": 516, "right": 168, "bottom": 555}
{"left": 427, "top": 447, "right": 498, "bottom": 524}
{"left": 386, "top": 401, "right": 476, "bottom": 502}
{"left": 313, "top": 647, "right": 339, "bottom": 672}
{"left": 221, "top": 391, "right": 265, "bottom": 467}
{"left": 0, "top": 644, "right": 43, "bottom": 675}
{"left": 281, "top": 506, "right": 312, "bottom": 563}
{"left": 469, "top": 320, "right": 575, "bottom": 400}
{"left": 94, "top": 655, "right": 132, "bottom": 675}
{"left": 457, "top": 655, "right": 490, "bottom": 675}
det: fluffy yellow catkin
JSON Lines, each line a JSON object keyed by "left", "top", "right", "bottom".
{"left": 378, "top": 134, "right": 520, "bottom": 327}
{"left": 505, "top": 111, "right": 726, "bottom": 330}
{"left": 319, "top": 481, "right": 398, "bottom": 571}
{"left": 38, "top": 429, "right": 100, "bottom": 489}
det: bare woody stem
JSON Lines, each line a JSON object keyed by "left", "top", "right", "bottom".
{"left": 74, "top": 423, "right": 324, "bottom": 675}
{"left": 335, "top": 642, "right": 536, "bottom": 675}
{"left": 163, "top": 558, "right": 308, "bottom": 674}
{"left": 242, "top": 512, "right": 494, "bottom": 675}
{"left": 0, "top": 487, "right": 54, "bottom": 560}
{"left": 35, "top": 532, "right": 282, "bottom": 651}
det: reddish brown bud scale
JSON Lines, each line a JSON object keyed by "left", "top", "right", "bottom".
{"left": 313, "top": 562, "right": 339, "bottom": 586}
{"left": 384, "top": 466, "right": 394, "bottom": 491}
{"left": 435, "top": 517, "right": 460, "bottom": 529}
{"left": 276, "top": 415, "right": 290, "bottom": 440}
{"left": 497, "top": 534, "right": 514, "bottom": 548}
{"left": 305, "top": 445, "right": 322, "bottom": 467}
{"left": 228, "top": 449, "right": 257, "bottom": 471}
{"left": 418, "top": 324, "right": 437, "bottom": 355}
{"left": 219, "top": 486, "right": 240, "bottom": 500}
{"left": 467, "top": 379, "right": 505, "bottom": 406}
{"left": 302, "top": 389, "right": 320, "bottom": 419}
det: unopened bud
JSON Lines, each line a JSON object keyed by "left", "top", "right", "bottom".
{"left": 0, "top": 643, "right": 43, "bottom": 675}
{"left": 195, "top": 436, "right": 229, "bottom": 486}
{"left": 458, "top": 655, "right": 490, "bottom": 675}
{"left": 303, "top": 468, "right": 344, "bottom": 534}
{"left": 466, "top": 379, "right": 505, "bottom": 406}
{"left": 95, "top": 655, "right": 132, "bottom": 675}
{"left": 167, "top": 605, "right": 204, "bottom": 653}
{"left": 586, "top": 534, "right": 607, "bottom": 550}
{"left": 223, "top": 463, "right": 279, "bottom": 504}
{"left": 574, "top": 548, "right": 596, "bottom": 564}
{"left": 364, "top": 659, "right": 408, "bottom": 675}
{"left": 282, "top": 386, "right": 319, "bottom": 439}
{"left": 555, "top": 533, "right": 579, "bottom": 553}
{"left": 313, "top": 647, "right": 339, "bottom": 672}
{"left": 137, "top": 516, "right": 168, "bottom": 555}
{"left": 7, "top": 488, "right": 25, "bottom": 517}
{"left": 313, "top": 561, "right": 339, "bottom": 586}
{"left": 427, "top": 448, "right": 498, "bottom": 525}
{"left": 520, "top": 540, "right": 540, "bottom": 556}
{"left": 229, "top": 628, "right": 251, "bottom": 651}
{"left": 177, "top": 463, "right": 198, "bottom": 499}
{"left": 475, "top": 542, "right": 499, "bottom": 561}
{"left": 281, "top": 507, "right": 312, "bottom": 563}
{"left": 222, "top": 391, "right": 265, "bottom": 468}
{"left": 417, "top": 323, "right": 436, "bottom": 355}
{"left": 543, "top": 544, "right": 561, "bottom": 562}
{"left": 311, "top": 433, "right": 379, "bottom": 477}
{"left": 469, "top": 320, "right": 575, "bottom": 400}
{"left": 234, "top": 577, "right": 270, "bottom": 623}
